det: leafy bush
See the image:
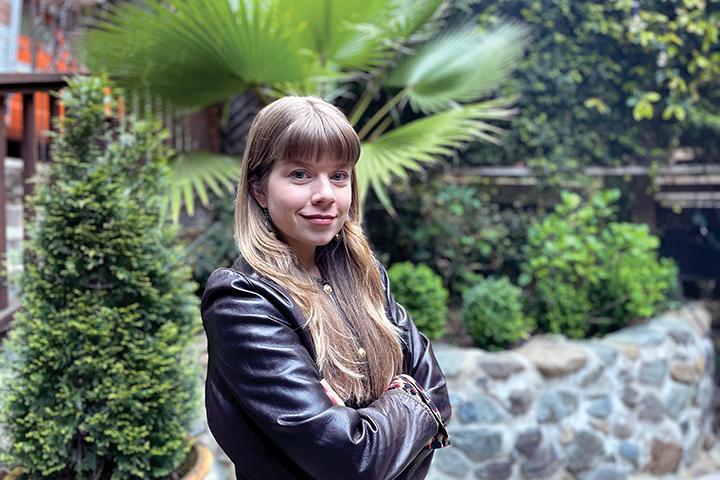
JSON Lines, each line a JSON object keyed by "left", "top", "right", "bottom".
{"left": 388, "top": 262, "right": 448, "bottom": 340}
{"left": 462, "top": 276, "right": 533, "bottom": 350}
{"left": 520, "top": 189, "right": 678, "bottom": 338}
{"left": 0, "top": 77, "right": 200, "bottom": 479}
{"left": 368, "top": 179, "right": 534, "bottom": 297}
{"left": 473, "top": 0, "right": 720, "bottom": 180}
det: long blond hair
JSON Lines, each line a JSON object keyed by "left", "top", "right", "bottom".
{"left": 234, "top": 96, "right": 404, "bottom": 407}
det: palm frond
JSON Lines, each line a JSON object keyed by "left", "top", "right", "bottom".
{"left": 383, "top": 22, "right": 528, "bottom": 113}
{"left": 356, "top": 99, "right": 515, "bottom": 213}
{"left": 166, "top": 152, "right": 242, "bottom": 222}
{"left": 81, "top": 0, "right": 308, "bottom": 110}
{"left": 279, "top": 0, "right": 397, "bottom": 71}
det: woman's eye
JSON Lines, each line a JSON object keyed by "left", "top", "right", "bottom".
{"left": 291, "top": 170, "right": 308, "bottom": 180}
{"left": 331, "top": 171, "right": 350, "bottom": 182}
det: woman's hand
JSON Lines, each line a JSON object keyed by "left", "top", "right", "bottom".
{"left": 320, "top": 378, "right": 346, "bottom": 407}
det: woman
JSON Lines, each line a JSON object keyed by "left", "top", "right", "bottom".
{"left": 201, "top": 96, "right": 451, "bottom": 480}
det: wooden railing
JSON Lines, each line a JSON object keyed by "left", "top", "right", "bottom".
{"left": 0, "top": 72, "right": 68, "bottom": 336}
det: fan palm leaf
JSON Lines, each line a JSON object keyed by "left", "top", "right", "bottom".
{"left": 82, "top": 0, "right": 308, "bottom": 110}
{"left": 166, "top": 152, "right": 242, "bottom": 222}
{"left": 384, "top": 22, "right": 528, "bottom": 113}
{"left": 356, "top": 99, "right": 516, "bottom": 213}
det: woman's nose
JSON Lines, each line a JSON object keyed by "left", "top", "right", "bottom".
{"left": 311, "top": 176, "right": 335, "bottom": 204}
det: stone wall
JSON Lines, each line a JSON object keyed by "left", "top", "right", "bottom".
{"left": 428, "top": 304, "right": 716, "bottom": 480}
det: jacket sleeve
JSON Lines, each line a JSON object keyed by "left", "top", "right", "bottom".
{"left": 201, "top": 268, "right": 440, "bottom": 480}
{"left": 379, "top": 264, "right": 452, "bottom": 426}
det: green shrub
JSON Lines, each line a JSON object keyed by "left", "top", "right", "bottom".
{"left": 520, "top": 189, "right": 678, "bottom": 338}
{"left": 368, "top": 179, "right": 534, "bottom": 298}
{"left": 0, "top": 77, "right": 200, "bottom": 479}
{"left": 388, "top": 262, "right": 448, "bottom": 340}
{"left": 462, "top": 276, "right": 533, "bottom": 350}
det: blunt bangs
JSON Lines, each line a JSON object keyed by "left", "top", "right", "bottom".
{"left": 274, "top": 102, "right": 360, "bottom": 167}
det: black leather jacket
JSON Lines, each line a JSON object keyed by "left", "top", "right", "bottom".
{"left": 201, "top": 258, "right": 452, "bottom": 479}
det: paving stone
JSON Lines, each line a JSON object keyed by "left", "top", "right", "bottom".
{"left": 515, "top": 428, "right": 542, "bottom": 456}
{"left": 566, "top": 431, "right": 605, "bottom": 473}
{"left": 584, "top": 465, "right": 627, "bottom": 480}
{"left": 665, "top": 383, "right": 694, "bottom": 416}
{"left": 456, "top": 396, "right": 506, "bottom": 424}
{"left": 638, "top": 393, "right": 665, "bottom": 423}
{"left": 520, "top": 444, "right": 560, "bottom": 479}
{"left": 537, "top": 389, "right": 579, "bottom": 423}
{"left": 587, "top": 396, "right": 613, "bottom": 418}
{"left": 434, "top": 446, "right": 471, "bottom": 478}
{"left": 668, "top": 328, "right": 693, "bottom": 345}
{"left": 638, "top": 359, "right": 668, "bottom": 387}
{"left": 518, "top": 338, "right": 588, "bottom": 377}
{"left": 646, "top": 438, "right": 682, "bottom": 475}
{"left": 479, "top": 357, "right": 524, "bottom": 380}
{"left": 618, "top": 441, "right": 639, "bottom": 466}
{"left": 453, "top": 429, "right": 503, "bottom": 462}
{"left": 588, "top": 343, "right": 619, "bottom": 366}
{"left": 508, "top": 388, "right": 533, "bottom": 415}
{"left": 607, "top": 326, "right": 666, "bottom": 347}
{"left": 671, "top": 362, "right": 698, "bottom": 384}
{"left": 475, "top": 459, "right": 513, "bottom": 480}
{"left": 621, "top": 386, "right": 640, "bottom": 408}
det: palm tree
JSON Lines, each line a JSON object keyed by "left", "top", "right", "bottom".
{"left": 82, "top": 0, "right": 526, "bottom": 220}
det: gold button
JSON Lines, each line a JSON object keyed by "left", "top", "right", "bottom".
{"left": 323, "top": 284, "right": 333, "bottom": 294}
{"left": 357, "top": 347, "right": 366, "bottom": 357}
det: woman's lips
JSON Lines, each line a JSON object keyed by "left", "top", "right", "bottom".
{"left": 301, "top": 215, "right": 335, "bottom": 225}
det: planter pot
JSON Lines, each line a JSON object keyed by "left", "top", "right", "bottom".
{"left": 182, "top": 441, "right": 214, "bottom": 480}
{"left": 0, "top": 441, "right": 214, "bottom": 480}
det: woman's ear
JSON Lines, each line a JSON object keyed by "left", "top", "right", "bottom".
{"left": 249, "top": 180, "right": 267, "bottom": 208}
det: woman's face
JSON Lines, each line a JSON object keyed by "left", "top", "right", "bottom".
{"left": 252, "top": 157, "right": 353, "bottom": 266}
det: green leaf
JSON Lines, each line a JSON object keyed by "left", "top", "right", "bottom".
{"left": 357, "top": 99, "right": 515, "bottom": 212}
{"left": 384, "top": 22, "right": 528, "bottom": 113}
{"left": 166, "top": 152, "right": 242, "bottom": 222}
{"left": 81, "top": 0, "right": 308, "bottom": 110}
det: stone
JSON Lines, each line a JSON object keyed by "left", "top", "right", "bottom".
{"left": 590, "top": 418, "right": 610, "bottom": 434}
{"left": 479, "top": 357, "right": 525, "bottom": 380}
{"left": 646, "top": 438, "right": 682, "bottom": 475}
{"left": 618, "top": 441, "right": 639, "bottom": 466}
{"left": 668, "top": 328, "right": 693, "bottom": 345}
{"left": 456, "top": 396, "right": 506, "bottom": 424}
{"left": 638, "top": 359, "right": 668, "bottom": 387}
{"left": 585, "top": 465, "right": 627, "bottom": 480}
{"left": 638, "top": 394, "right": 665, "bottom": 423}
{"left": 520, "top": 444, "right": 560, "bottom": 479}
{"left": 607, "top": 325, "right": 666, "bottom": 347}
{"left": 560, "top": 426, "right": 575, "bottom": 444}
{"left": 621, "top": 386, "right": 639, "bottom": 408}
{"left": 518, "top": 337, "right": 588, "bottom": 377}
{"left": 434, "top": 446, "right": 471, "bottom": 477}
{"left": 665, "top": 384, "right": 694, "bottom": 416}
{"left": 696, "top": 354, "right": 706, "bottom": 375}
{"left": 587, "top": 396, "right": 613, "bottom": 418}
{"left": 508, "top": 388, "right": 534, "bottom": 415}
{"left": 475, "top": 460, "right": 513, "bottom": 480}
{"left": 566, "top": 431, "right": 605, "bottom": 473}
{"left": 617, "top": 345, "right": 639, "bottom": 359}
{"left": 453, "top": 429, "right": 503, "bottom": 462}
{"left": 670, "top": 362, "right": 698, "bottom": 384}
{"left": 580, "top": 367, "right": 604, "bottom": 387}
{"left": 537, "top": 389, "right": 579, "bottom": 423}
{"left": 515, "top": 428, "right": 542, "bottom": 456}
{"left": 588, "top": 343, "right": 619, "bottom": 366}
{"left": 433, "top": 346, "right": 464, "bottom": 378}
{"left": 613, "top": 417, "right": 633, "bottom": 439}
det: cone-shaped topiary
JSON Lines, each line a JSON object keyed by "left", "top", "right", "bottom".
{"left": 0, "top": 76, "right": 200, "bottom": 479}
